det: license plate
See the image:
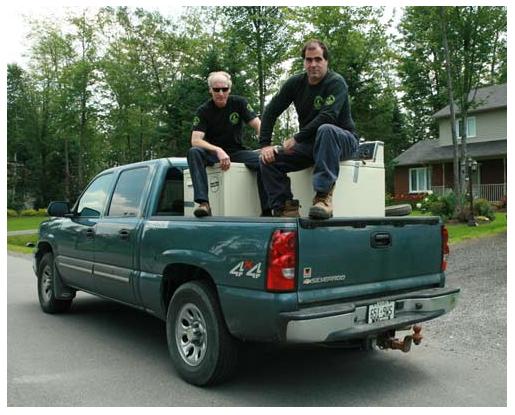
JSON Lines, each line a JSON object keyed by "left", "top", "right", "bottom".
{"left": 367, "top": 301, "right": 395, "bottom": 324}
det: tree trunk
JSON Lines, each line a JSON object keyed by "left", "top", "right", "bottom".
{"left": 79, "top": 91, "right": 86, "bottom": 189}
{"left": 252, "top": 9, "right": 265, "bottom": 115}
{"left": 140, "top": 110, "right": 144, "bottom": 160}
{"left": 440, "top": 7, "right": 463, "bottom": 218}
{"left": 64, "top": 136, "right": 71, "bottom": 200}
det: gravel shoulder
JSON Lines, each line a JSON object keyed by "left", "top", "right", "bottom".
{"left": 423, "top": 232, "right": 507, "bottom": 361}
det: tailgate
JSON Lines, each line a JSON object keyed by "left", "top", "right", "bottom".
{"left": 296, "top": 217, "right": 444, "bottom": 304}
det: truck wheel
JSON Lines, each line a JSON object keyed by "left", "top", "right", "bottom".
{"left": 166, "top": 280, "right": 239, "bottom": 386}
{"left": 37, "top": 253, "right": 73, "bottom": 313}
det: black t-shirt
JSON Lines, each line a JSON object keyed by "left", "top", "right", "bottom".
{"left": 259, "top": 71, "right": 356, "bottom": 146}
{"left": 191, "top": 95, "right": 257, "bottom": 152}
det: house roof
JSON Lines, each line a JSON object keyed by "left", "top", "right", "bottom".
{"left": 433, "top": 83, "right": 507, "bottom": 119}
{"left": 393, "top": 139, "right": 507, "bottom": 166}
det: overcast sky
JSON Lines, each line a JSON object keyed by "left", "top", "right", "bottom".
{"left": 4, "top": 2, "right": 187, "bottom": 67}
{"left": 3, "top": 1, "right": 409, "bottom": 67}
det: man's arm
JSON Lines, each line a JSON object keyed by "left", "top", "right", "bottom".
{"left": 191, "top": 131, "right": 231, "bottom": 171}
{"left": 259, "top": 77, "right": 297, "bottom": 164}
{"left": 247, "top": 117, "right": 261, "bottom": 137}
{"left": 259, "top": 76, "right": 297, "bottom": 147}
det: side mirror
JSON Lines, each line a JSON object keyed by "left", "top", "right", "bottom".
{"left": 47, "top": 201, "right": 71, "bottom": 217}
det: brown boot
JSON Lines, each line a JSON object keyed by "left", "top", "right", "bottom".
{"left": 309, "top": 187, "right": 334, "bottom": 219}
{"left": 194, "top": 202, "right": 212, "bottom": 217}
{"left": 273, "top": 199, "right": 300, "bottom": 218}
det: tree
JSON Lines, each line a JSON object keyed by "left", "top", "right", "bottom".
{"left": 221, "top": 6, "right": 292, "bottom": 116}
{"left": 397, "top": 7, "right": 449, "bottom": 142}
{"left": 399, "top": 6, "right": 506, "bottom": 219}
{"left": 7, "top": 64, "right": 40, "bottom": 209}
{"left": 439, "top": 7, "right": 462, "bottom": 215}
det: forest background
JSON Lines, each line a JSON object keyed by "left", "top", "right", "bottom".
{"left": 6, "top": 5, "right": 507, "bottom": 209}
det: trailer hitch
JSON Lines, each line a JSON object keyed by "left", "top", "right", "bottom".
{"left": 377, "top": 325, "right": 423, "bottom": 353}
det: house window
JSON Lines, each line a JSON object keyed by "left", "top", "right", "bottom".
{"left": 409, "top": 167, "right": 431, "bottom": 193}
{"left": 455, "top": 116, "right": 477, "bottom": 138}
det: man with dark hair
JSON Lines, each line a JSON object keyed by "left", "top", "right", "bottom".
{"left": 259, "top": 39, "right": 358, "bottom": 219}
{"left": 188, "top": 71, "right": 270, "bottom": 217}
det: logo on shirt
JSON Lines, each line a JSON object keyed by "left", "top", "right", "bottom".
{"left": 314, "top": 96, "right": 324, "bottom": 110}
{"left": 192, "top": 116, "right": 200, "bottom": 126}
{"left": 325, "top": 95, "right": 335, "bottom": 106}
{"left": 230, "top": 112, "right": 240, "bottom": 125}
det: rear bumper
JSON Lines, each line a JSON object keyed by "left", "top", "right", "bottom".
{"left": 280, "top": 287, "right": 460, "bottom": 343}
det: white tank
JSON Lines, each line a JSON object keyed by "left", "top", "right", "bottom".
{"left": 183, "top": 141, "right": 385, "bottom": 217}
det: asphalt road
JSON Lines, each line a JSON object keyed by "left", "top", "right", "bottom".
{"left": 7, "top": 234, "right": 506, "bottom": 406}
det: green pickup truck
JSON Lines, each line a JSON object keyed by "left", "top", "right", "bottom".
{"left": 33, "top": 155, "right": 459, "bottom": 386}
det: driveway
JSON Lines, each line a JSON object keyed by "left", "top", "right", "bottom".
{"left": 7, "top": 233, "right": 506, "bottom": 406}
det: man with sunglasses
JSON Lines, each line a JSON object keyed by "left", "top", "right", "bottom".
{"left": 188, "top": 71, "right": 270, "bottom": 217}
{"left": 259, "top": 39, "right": 359, "bottom": 219}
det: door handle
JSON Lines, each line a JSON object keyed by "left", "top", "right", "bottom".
{"left": 118, "top": 229, "right": 130, "bottom": 240}
{"left": 371, "top": 232, "right": 391, "bottom": 248}
{"left": 84, "top": 228, "right": 95, "bottom": 239}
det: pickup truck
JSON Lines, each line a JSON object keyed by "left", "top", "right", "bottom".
{"left": 33, "top": 155, "right": 459, "bottom": 386}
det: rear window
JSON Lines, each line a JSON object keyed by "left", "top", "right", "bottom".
{"left": 155, "top": 167, "right": 185, "bottom": 216}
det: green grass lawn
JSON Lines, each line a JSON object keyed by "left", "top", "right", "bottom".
{"left": 409, "top": 210, "right": 507, "bottom": 244}
{"left": 7, "top": 216, "right": 48, "bottom": 232}
{"left": 7, "top": 233, "right": 38, "bottom": 254}
{"left": 446, "top": 211, "right": 506, "bottom": 244}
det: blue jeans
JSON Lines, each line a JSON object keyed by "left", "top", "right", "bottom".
{"left": 187, "top": 147, "right": 270, "bottom": 212}
{"left": 260, "top": 124, "right": 358, "bottom": 210}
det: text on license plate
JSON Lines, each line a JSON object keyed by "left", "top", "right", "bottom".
{"left": 367, "top": 301, "right": 395, "bottom": 324}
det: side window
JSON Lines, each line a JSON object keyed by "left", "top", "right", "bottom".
{"left": 108, "top": 167, "right": 149, "bottom": 217}
{"left": 156, "top": 167, "right": 185, "bottom": 216}
{"left": 77, "top": 173, "right": 113, "bottom": 217}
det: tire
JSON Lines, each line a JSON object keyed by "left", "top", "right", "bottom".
{"left": 385, "top": 203, "right": 412, "bottom": 217}
{"left": 37, "top": 252, "right": 73, "bottom": 314}
{"left": 166, "top": 281, "right": 239, "bottom": 386}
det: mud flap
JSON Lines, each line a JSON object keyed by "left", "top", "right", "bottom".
{"left": 53, "top": 262, "right": 76, "bottom": 300}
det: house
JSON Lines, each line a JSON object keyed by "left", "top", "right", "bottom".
{"left": 393, "top": 83, "right": 507, "bottom": 203}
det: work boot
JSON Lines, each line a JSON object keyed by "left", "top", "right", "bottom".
{"left": 309, "top": 187, "right": 334, "bottom": 219}
{"left": 273, "top": 199, "right": 300, "bottom": 218}
{"left": 260, "top": 208, "right": 273, "bottom": 217}
{"left": 194, "top": 202, "right": 212, "bottom": 217}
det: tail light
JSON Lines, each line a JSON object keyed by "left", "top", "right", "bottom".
{"left": 441, "top": 225, "right": 450, "bottom": 271}
{"left": 266, "top": 230, "right": 297, "bottom": 292}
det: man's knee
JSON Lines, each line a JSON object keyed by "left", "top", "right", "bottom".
{"left": 187, "top": 146, "right": 205, "bottom": 160}
{"left": 316, "top": 123, "right": 339, "bottom": 138}
{"left": 240, "top": 150, "right": 260, "bottom": 170}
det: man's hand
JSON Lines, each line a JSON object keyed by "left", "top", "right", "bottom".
{"left": 260, "top": 145, "right": 277, "bottom": 165}
{"left": 283, "top": 137, "right": 296, "bottom": 153}
{"left": 216, "top": 148, "right": 231, "bottom": 171}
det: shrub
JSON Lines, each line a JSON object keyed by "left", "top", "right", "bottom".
{"left": 494, "top": 195, "right": 507, "bottom": 210}
{"left": 7, "top": 209, "right": 18, "bottom": 217}
{"left": 419, "top": 192, "right": 439, "bottom": 212}
{"left": 19, "top": 208, "right": 48, "bottom": 217}
{"left": 20, "top": 209, "right": 40, "bottom": 217}
{"left": 392, "top": 193, "right": 425, "bottom": 208}
{"left": 428, "top": 192, "right": 458, "bottom": 220}
{"left": 473, "top": 198, "right": 495, "bottom": 221}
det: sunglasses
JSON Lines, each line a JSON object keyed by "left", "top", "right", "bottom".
{"left": 212, "top": 87, "right": 229, "bottom": 93}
